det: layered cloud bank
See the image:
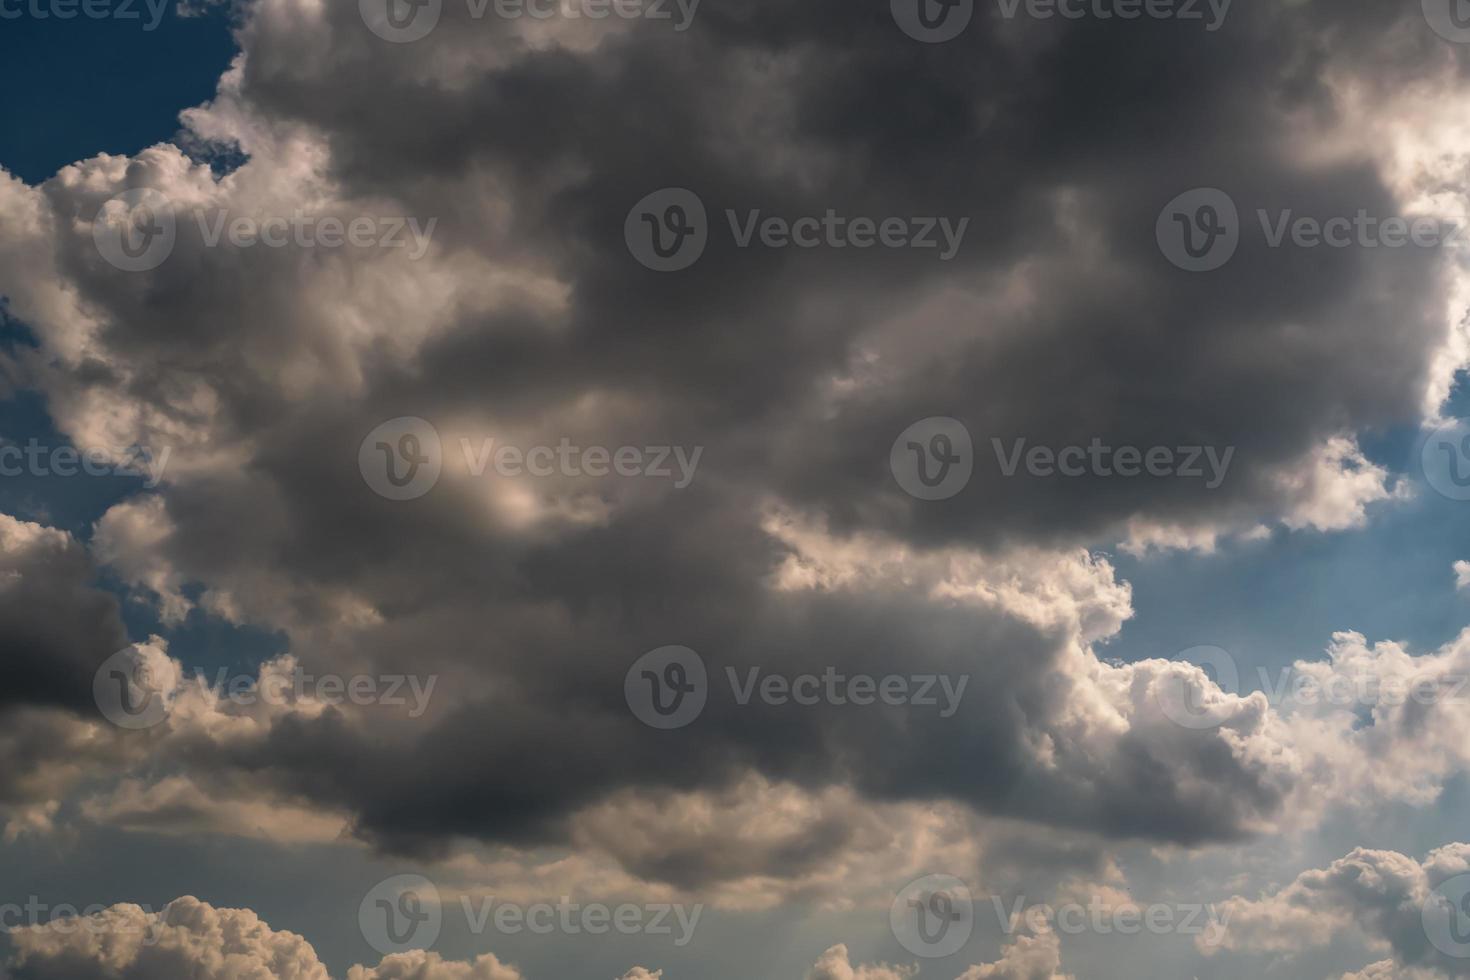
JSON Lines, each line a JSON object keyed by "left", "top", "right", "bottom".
{"left": 3, "top": 0, "right": 1470, "bottom": 977}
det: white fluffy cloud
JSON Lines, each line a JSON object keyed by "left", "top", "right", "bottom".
{"left": 1205, "top": 843, "right": 1470, "bottom": 977}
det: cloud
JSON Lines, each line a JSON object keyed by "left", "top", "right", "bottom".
{"left": 6, "top": 896, "right": 331, "bottom": 980}
{"left": 1205, "top": 843, "right": 1470, "bottom": 977}
{"left": 805, "top": 945, "right": 915, "bottom": 980}
{"left": 3, "top": 0, "right": 1470, "bottom": 936}
{"left": 956, "top": 930, "right": 1072, "bottom": 980}
{"left": 347, "top": 951, "right": 524, "bottom": 980}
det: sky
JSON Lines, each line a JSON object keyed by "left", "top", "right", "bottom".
{"left": 6, "top": 1, "right": 1470, "bottom": 979}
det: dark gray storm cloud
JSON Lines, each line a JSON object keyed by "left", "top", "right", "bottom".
{"left": 0, "top": 0, "right": 1464, "bottom": 897}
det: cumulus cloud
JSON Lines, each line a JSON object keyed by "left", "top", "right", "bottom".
{"left": 346, "top": 951, "right": 524, "bottom": 980}
{"left": 805, "top": 945, "right": 915, "bottom": 980}
{"left": 5, "top": 3, "right": 1470, "bottom": 970}
{"left": 1205, "top": 843, "right": 1470, "bottom": 977}
{"left": 6, "top": 896, "right": 331, "bottom": 980}
{"left": 956, "top": 930, "right": 1071, "bottom": 980}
